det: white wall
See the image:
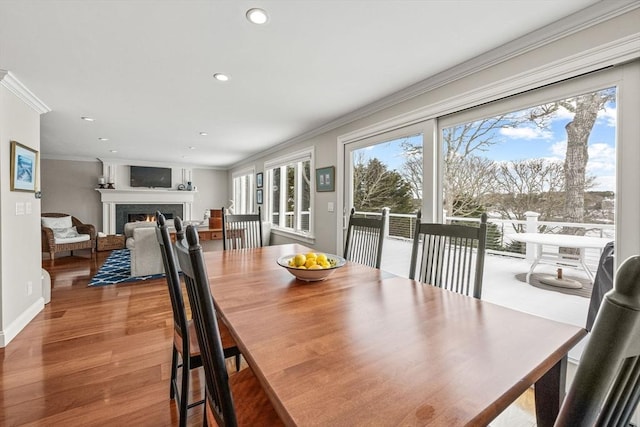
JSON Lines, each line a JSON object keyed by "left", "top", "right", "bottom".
{"left": 0, "top": 78, "right": 46, "bottom": 346}
{"left": 192, "top": 168, "right": 229, "bottom": 220}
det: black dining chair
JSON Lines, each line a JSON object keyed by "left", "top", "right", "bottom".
{"left": 409, "top": 211, "right": 488, "bottom": 299}
{"left": 155, "top": 213, "right": 240, "bottom": 427}
{"left": 554, "top": 255, "right": 640, "bottom": 426}
{"left": 174, "top": 225, "right": 282, "bottom": 427}
{"left": 344, "top": 207, "right": 388, "bottom": 269}
{"left": 221, "top": 206, "right": 263, "bottom": 250}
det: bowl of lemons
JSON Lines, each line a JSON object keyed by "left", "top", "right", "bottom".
{"left": 277, "top": 252, "right": 346, "bottom": 282}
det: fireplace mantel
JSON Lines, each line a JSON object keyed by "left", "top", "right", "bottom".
{"left": 97, "top": 188, "right": 196, "bottom": 234}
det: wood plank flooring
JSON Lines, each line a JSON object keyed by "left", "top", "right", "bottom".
{"left": 2, "top": 251, "right": 536, "bottom": 426}
{"left": 1, "top": 252, "right": 205, "bottom": 426}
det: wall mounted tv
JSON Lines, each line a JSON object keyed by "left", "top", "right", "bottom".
{"left": 130, "top": 166, "right": 172, "bottom": 188}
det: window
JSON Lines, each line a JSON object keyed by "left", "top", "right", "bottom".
{"left": 232, "top": 169, "right": 254, "bottom": 214}
{"left": 265, "top": 148, "right": 313, "bottom": 237}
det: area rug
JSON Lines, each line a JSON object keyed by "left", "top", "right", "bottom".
{"left": 515, "top": 272, "right": 592, "bottom": 298}
{"left": 88, "top": 249, "right": 164, "bottom": 286}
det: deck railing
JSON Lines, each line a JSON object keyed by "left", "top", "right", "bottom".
{"left": 354, "top": 210, "right": 615, "bottom": 271}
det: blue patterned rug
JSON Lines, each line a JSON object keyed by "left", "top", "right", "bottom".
{"left": 88, "top": 249, "right": 164, "bottom": 286}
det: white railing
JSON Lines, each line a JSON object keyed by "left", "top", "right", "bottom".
{"left": 355, "top": 210, "right": 615, "bottom": 270}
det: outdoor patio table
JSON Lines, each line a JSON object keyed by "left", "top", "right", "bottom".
{"left": 508, "top": 233, "right": 612, "bottom": 283}
{"left": 203, "top": 243, "right": 586, "bottom": 426}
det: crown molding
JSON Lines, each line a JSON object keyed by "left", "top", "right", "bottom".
{"left": 229, "top": 0, "right": 640, "bottom": 170}
{"left": 0, "top": 70, "right": 51, "bottom": 114}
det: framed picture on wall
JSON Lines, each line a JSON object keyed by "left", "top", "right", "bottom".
{"left": 256, "top": 189, "right": 263, "bottom": 204}
{"left": 10, "top": 140, "right": 38, "bottom": 192}
{"left": 315, "top": 166, "right": 335, "bottom": 192}
{"left": 256, "top": 172, "right": 263, "bottom": 188}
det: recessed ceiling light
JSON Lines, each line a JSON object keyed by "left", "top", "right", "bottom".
{"left": 189, "top": 146, "right": 196, "bottom": 150}
{"left": 98, "top": 137, "right": 109, "bottom": 141}
{"left": 213, "top": 73, "right": 229, "bottom": 82}
{"left": 199, "top": 132, "right": 208, "bottom": 136}
{"left": 246, "top": 8, "right": 269, "bottom": 24}
{"left": 110, "top": 150, "right": 118, "bottom": 153}
{"left": 81, "top": 116, "right": 95, "bottom": 121}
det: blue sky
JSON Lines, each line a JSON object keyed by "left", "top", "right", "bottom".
{"left": 356, "top": 98, "right": 616, "bottom": 192}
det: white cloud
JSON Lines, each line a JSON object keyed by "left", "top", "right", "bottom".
{"left": 598, "top": 106, "right": 617, "bottom": 127}
{"left": 591, "top": 175, "right": 615, "bottom": 192}
{"left": 550, "top": 140, "right": 567, "bottom": 157}
{"left": 587, "top": 143, "right": 616, "bottom": 174}
{"left": 500, "top": 126, "right": 552, "bottom": 140}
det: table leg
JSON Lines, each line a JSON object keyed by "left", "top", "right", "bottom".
{"left": 534, "top": 355, "right": 567, "bottom": 427}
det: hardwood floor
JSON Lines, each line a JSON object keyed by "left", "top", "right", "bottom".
{"left": 1, "top": 252, "right": 205, "bottom": 426}
{"left": 2, "top": 252, "right": 536, "bottom": 426}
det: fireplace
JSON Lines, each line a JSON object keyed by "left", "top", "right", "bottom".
{"left": 98, "top": 188, "right": 195, "bottom": 235}
{"left": 115, "top": 203, "right": 183, "bottom": 234}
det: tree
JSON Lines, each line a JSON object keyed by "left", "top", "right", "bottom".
{"left": 489, "top": 159, "right": 565, "bottom": 223}
{"left": 442, "top": 114, "right": 526, "bottom": 216}
{"left": 445, "top": 155, "right": 497, "bottom": 217}
{"left": 527, "top": 88, "right": 615, "bottom": 234}
{"left": 399, "top": 139, "right": 422, "bottom": 199}
{"left": 353, "top": 155, "right": 414, "bottom": 214}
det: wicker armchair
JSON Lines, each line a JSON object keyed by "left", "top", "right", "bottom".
{"left": 41, "top": 213, "right": 96, "bottom": 260}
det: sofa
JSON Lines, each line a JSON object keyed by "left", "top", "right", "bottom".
{"left": 124, "top": 221, "right": 164, "bottom": 277}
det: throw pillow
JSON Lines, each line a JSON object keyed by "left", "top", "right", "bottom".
{"left": 42, "top": 216, "right": 73, "bottom": 229}
{"left": 53, "top": 226, "right": 80, "bottom": 239}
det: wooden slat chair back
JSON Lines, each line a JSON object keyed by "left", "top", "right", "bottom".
{"left": 174, "top": 225, "right": 282, "bottom": 427}
{"left": 555, "top": 254, "right": 640, "bottom": 427}
{"left": 155, "top": 213, "right": 203, "bottom": 427}
{"left": 409, "top": 211, "right": 488, "bottom": 299}
{"left": 155, "top": 214, "right": 240, "bottom": 427}
{"left": 221, "top": 206, "right": 263, "bottom": 250}
{"left": 344, "top": 207, "right": 388, "bottom": 269}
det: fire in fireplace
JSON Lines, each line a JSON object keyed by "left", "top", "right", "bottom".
{"left": 127, "top": 213, "right": 174, "bottom": 223}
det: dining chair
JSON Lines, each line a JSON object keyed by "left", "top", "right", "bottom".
{"left": 155, "top": 213, "right": 240, "bottom": 427}
{"left": 554, "top": 255, "right": 640, "bottom": 427}
{"left": 221, "top": 206, "right": 263, "bottom": 250}
{"left": 174, "top": 224, "right": 282, "bottom": 427}
{"left": 343, "top": 207, "right": 388, "bottom": 268}
{"left": 409, "top": 211, "right": 488, "bottom": 299}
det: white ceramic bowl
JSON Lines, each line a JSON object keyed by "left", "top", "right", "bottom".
{"left": 277, "top": 254, "right": 346, "bottom": 282}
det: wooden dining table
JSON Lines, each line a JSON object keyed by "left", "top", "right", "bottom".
{"left": 203, "top": 243, "right": 587, "bottom": 426}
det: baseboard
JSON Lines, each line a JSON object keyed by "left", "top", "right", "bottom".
{"left": 0, "top": 297, "right": 44, "bottom": 347}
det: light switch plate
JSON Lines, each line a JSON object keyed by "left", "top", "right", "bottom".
{"left": 25, "top": 202, "right": 32, "bottom": 215}
{"left": 16, "top": 202, "right": 25, "bottom": 215}
{"left": 328, "top": 202, "right": 334, "bottom": 212}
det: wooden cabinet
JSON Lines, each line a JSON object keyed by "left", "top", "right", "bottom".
{"left": 209, "top": 209, "right": 222, "bottom": 229}
{"left": 170, "top": 228, "right": 222, "bottom": 243}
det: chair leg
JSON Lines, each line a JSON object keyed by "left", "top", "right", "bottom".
{"left": 50, "top": 251, "right": 55, "bottom": 260}
{"left": 179, "top": 354, "right": 190, "bottom": 427}
{"left": 235, "top": 353, "right": 241, "bottom": 371}
{"left": 170, "top": 347, "right": 178, "bottom": 399}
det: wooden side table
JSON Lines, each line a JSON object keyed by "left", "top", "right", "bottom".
{"left": 97, "top": 234, "right": 126, "bottom": 251}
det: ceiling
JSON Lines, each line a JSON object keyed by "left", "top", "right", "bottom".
{"left": 0, "top": 0, "right": 609, "bottom": 169}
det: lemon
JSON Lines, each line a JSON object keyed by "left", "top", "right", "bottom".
{"left": 316, "top": 253, "right": 328, "bottom": 264}
{"left": 304, "top": 258, "right": 317, "bottom": 268}
{"left": 305, "top": 252, "right": 317, "bottom": 260}
{"left": 320, "top": 261, "right": 331, "bottom": 268}
{"left": 293, "top": 254, "right": 306, "bottom": 267}
{"left": 308, "top": 264, "right": 323, "bottom": 269}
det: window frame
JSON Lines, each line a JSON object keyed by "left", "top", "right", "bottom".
{"left": 231, "top": 167, "right": 255, "bottom": 214}
{"left": 265, "top": 147, "right": 315, "bottom": 241}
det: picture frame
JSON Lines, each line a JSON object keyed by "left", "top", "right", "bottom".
{"left": 256, "top": 172, "right": 263, "bottom": 188}
{"left": 10, "top": 140, "right": 38, "bottom": 192}
{"left": 315, "top": 166, "right": 335, "bottom": 192}
{"left": 256, "top": 188, "right": 263, "bottom": 204}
